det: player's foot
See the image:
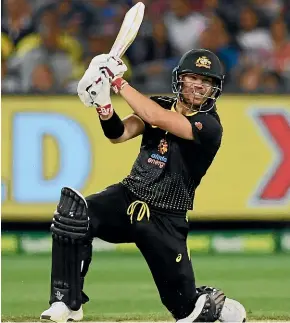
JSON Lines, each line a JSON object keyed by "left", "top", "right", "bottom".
{"left": 176, "top": 294, "right": 213, "bottom": 322}
{"left": 219, "top": 297, "right": 246, "bottom": 322}
{"left": 40, "top": 301, "right": 83, "bottom": 322}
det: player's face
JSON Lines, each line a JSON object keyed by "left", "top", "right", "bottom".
{"left": 180, "top": 74, "right": 214, "bottom": 106}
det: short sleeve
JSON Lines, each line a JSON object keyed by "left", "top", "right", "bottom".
{"left": 189, "top": 113, "right": 223, "bottom": 145}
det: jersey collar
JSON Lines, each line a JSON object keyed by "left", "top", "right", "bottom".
{"left": 171, "top": 101, "right": 199, "bottom": 117}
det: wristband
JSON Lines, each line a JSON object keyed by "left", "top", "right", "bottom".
{"left": 111, "top": 77, "right": 128, "bottom": 94}
{"left": 99, "top": 111, "right": 125, "bottom": 139}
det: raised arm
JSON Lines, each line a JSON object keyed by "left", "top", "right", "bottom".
{"left": 100, "top": 57, "right": 194, "bottom": 140}
{"left": 119, "top": 84, "right": 194, "bottom": 140}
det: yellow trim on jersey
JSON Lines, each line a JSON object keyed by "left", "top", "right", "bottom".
{"left": 171, "top": 101, "right": 198, "bottom": 117}
{"left": 186, "top": 110, "right": 199, "bottom": 116}
{"left": 127, "top": 200, "right": 150, "bottom": 224}
{"left": 171, "top": 102, "right": 177, "bottom": 112}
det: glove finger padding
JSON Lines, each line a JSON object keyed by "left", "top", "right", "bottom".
{"left": 99, "top": 56, "right": 128, "bottom": 82}
{"left": 78, "top": 90, "right": 94, "bottom": 107}
{"left": 77, "top": 67, "right": 103, "bottom": 107}
{"left": 91, "top": 74, "right": 113, "bottom": 116}
{"left": 88, "top": 53, "right": 109, "bottom": 69}
{"left": 86, "top": 76, "right": 103, "bottom": 103}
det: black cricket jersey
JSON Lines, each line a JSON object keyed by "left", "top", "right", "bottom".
{"left": 122, "top": 96, "right": 223, "bottom": 211}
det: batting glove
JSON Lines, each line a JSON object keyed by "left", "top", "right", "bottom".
{"left": 91, "top": 74, "right": 113, "bottom": 116}
{"left": 78, "top": 54, "right": 112, "bottom": 107}
{"left": 77, "top": 68, "right": 113, "bottom": 116}
{"left": 77, "top": 67, "right": 102, "bottom": 107}
{"left": 100, "top": 56, "right": 128, "bottom": 93}
{"left": 89, "top": 54, "right": 110, "bottom": 69}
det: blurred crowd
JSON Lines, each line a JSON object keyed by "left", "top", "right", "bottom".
{"left": 2, "top": 0, "right": 290, "bottom": 94}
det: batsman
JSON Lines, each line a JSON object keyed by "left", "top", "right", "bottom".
{"left": 41, "top": 49, "right": 246, "bottom": 322}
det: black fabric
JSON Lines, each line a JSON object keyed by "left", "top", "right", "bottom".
{"left": 49, "top": 187, "right": 91, "bottom": 310}
{"left": 50, "top": 237, "right": 92, "bottom": 309}
{"left": 86, "top": 183, "right": 134, "bottom": 243}
{"left": 50, "top": 236, "right": 92, "bottom": 310}
{"left": 133, "top": 212, "right": 197, "bottom": 320}
{"left": 99, "top": 111, "right": 125, "bottom": 139}
{"left": 122, "top": 95, "right": 223, "bottom": 211}
{"left": 51, "top": 187, "right": 89, "bottom": 238}
{"left": 86, "top": 183, "right": 197, "bottom": 320}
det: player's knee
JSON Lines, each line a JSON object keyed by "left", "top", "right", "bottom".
{"left": 51, "top": 187, "right": 90, "bottom": 240}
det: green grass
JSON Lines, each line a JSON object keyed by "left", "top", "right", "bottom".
{"left": 2, "top": 252, "right": 290, "bottom": 321}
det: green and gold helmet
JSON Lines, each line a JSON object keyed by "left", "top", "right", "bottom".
{"left": 172, "top": 49, "right": 225, "bottom": 111}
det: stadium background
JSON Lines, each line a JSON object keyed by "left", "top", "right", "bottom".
{"left": 1, "top": 0, "right": 290, "bottom": 321}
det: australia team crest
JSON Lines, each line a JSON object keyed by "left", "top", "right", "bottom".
{"left": 158, "top": 139, "right": 168, "bottom": 155}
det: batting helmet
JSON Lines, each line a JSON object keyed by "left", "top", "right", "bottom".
{"left": 172, "top": 49, "right": 225, "bottom": 111}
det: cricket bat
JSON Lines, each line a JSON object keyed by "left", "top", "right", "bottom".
{"left": 109, "top": 2, "right": 145, "bottom": 58}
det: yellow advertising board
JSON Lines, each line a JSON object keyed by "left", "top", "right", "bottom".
{"left": 1, "top": 95, "right": 290, "bottom": 221}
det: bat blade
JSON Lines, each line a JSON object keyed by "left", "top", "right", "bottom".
{"left": 109, "top": 2, "right": 145, "bottom": 58}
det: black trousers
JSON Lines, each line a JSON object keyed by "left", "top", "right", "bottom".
{"left": 86, "top": 183, "right": 197, "bottom": 320}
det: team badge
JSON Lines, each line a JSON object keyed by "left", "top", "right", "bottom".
{"left": 195, "top": 56, "right": 211, "bottom": 69}
{"left": 195, "top": 122, "right": 203, "bottom": 130}
{"left": 158, "top": 139, "right": 168, "bottom": 155}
